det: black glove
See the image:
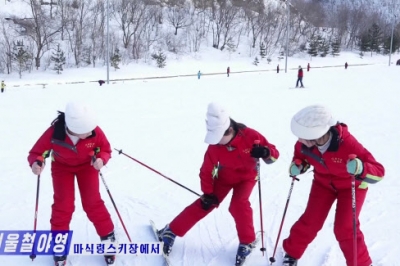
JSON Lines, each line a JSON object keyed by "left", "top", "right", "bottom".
{"left": 200, "top": 194, "right": 219, "bottom": 211}
{"left": 250, "top": 145, "right": 270, "bottom": 159}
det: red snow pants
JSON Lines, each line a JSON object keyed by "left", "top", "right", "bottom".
{"left": 282, "top": 180, "right": 372, "bottom": 266}
{"left": 169, "top": 178, "right": 257, "bottom": 244}
{"left": 50, "top": 162, "right": 114, "bottom": 237}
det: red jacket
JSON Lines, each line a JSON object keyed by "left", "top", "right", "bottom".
{"left": 200, "top": 127, "right": 279, "bottom": 194}
{"left": 28, "top": 120, "right": 111, "bottom": 168}
{"left": 298, "top": 68, "right": 303, "bottom": 78}
{"left": 293, "top": 123, "right": 384, "bottom": 190}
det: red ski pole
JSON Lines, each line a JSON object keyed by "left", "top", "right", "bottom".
{"left": 348, "top": 154, "right": 358, "bottom": 266}
{"left": 269, "top": 159, "right": 300, "bottom": 265}
{"left": 114, "top": 148, "right": 201, "bottom": 197}
{"left": 89, "top": 151, "right": 132, "bottom": 242}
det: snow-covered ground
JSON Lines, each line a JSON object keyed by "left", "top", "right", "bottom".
{"left": 0, "top": 57, "right": 399, "bottom": 266}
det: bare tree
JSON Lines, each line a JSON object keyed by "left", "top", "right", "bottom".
{"left": 219, "top": 5, "right": 240, "bottom": 51}
{"left": 185, "top": 13, "right": 205, "bottom": 52}
{"left": 209, "top": 0, "right": 240, "bottom": 50}
{"left": 64, "top": 0, "right": 93, "bottom": 67}
{"left": 260, "top": 5, "right": 280, "bottom": 57}
{"left": 0, "top": 20, "right": 14, "bottom": 74}
{"left": 88, "top": 0, "right": 106, "bottom": 67}
{"left": 55, "top": 0, "right": 71, "bottom": 41}
{"left": 346, "top": 7, "right": 368, "bottom": 49}
{"left": 23, "top": 0, "right": 62, "bottom": 69}
{"left": 166, "top": 2, "right": 192, "bottom": 35}
{"left": 113, "top": 0, "right": 149, "bottom": 49}
{"left": 244, "top": 10, "right": 265, "bottom": 49}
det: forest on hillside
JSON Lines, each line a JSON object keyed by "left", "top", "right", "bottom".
{"left": 0, "top": 0, "right": 399, "bottom": 76}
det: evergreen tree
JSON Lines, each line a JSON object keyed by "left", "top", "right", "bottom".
{"left": 330, "top": 36, "right": 341, "bottom": 57}
{"left": 51, "top": 44, "right": 66, "bottom": 74}
{"left": 12, "top": 40, "right": 31, "bottom": 79}
{"left": 259, "top": 42, "right": 266, "bottom": 59}
{"left": 368, "top": 23, "right": 383, "bottom": 55}
{"left": 319, "top": 38, "right": 330, "bottom": 57}
{"left": 307, "top": 36, "right": 319, "bottom": 57}
{"left": 358, "top": 33, "right": 371, "bottom": 54}
{"left": 382, "top": 33, "right": 400, "bottom": 55}
{"left": 253, "top": 56, "right": 259, "bottom": 66}
{"left": 151, "top": 49, "right": 167, "bottom": 68}
{"left": 110, "top": 48, "right": 121, "bottom": 70}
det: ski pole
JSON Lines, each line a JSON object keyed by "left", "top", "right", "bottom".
{"left": 89, "top": 151, "right": 132, "bottom": 243}
{"left": 269, "top": 160, "right": 300, "bottom": 265}
{"left": 114, "top": 148, "right": 201, "bottom": 197}
{"left": 348, "top": 154, "right": 358, "bottom": 266}
{"left": 254, "top": 140, "right": 267, "bottom": 256}
{"left": 30, "top": 156, "right": 45, "bottom": 261}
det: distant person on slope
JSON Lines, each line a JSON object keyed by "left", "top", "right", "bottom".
{"left": 1, "top": 80, "right": 5, "bottom": 93}
{"left": 156, "top": 102, "right": 280, "bottom": 265}
{"left": 27, "top": 102, "right": 116, "bottom": 266}
{"left": 345, "top": 62, "right": 348, "bottom": 69}
{"left": 198, "top": 70, "right": 202, "bottom": 79}
{"left": 282, "top": 104, "right": 384, "bottom": 266}
{"left": 295, "top": 66, "right": 304, "bottom": 88}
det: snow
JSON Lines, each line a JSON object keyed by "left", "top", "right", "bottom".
{"left": 0, "top": 49, "right": 399, "bottom": 266}
{"left": 2, "top": 0, "right": 400, "bottom": 264}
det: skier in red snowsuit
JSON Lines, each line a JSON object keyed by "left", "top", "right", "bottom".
{"left": 296, "top": 66, "right": 304, "bottom": 88}
{"left": 28, "top": 102, "right": 116, "bottom": 266}
{"left": 156, "top": 102, "right": 279, "bottom": 264}
{"left": 282, "top": 105, "right": 384, "bottom": 266}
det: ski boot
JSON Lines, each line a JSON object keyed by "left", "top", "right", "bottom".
{"left": 100, "top": 231, "right": 116, "bottom": 265}
{"left": 53, "top": 255, "right": 67, "bottom": 266}
{"left": 235, "top": 241, "right": 257, "bottom": 266}
{"left": 157, "top": 224, "right": 176, "bottom": 256}
{"left": 283, "top": 253, "right": 298, "bottom": 266}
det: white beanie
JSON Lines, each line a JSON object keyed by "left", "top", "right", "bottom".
{"left": 290, "top": 104, "right": 337, "bottom": 140}
{"left": 65, "top": 101, "right": 97, "bottom": 134}
{"left": 204, "top": 102, "right": 231, "bottom": 144}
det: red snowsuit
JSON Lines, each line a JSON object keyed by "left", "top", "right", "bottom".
{"left": 28, "top": 115, "right": 114, "bottom": 237}
{"left": 283, "top": 123, "right": 384, "bottom": 266}
{"left": 169, "top": 126, "right": 279, "bottom": 244}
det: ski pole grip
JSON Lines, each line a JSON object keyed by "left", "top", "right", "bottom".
{"left": 291, "top": 159, "right": 302, "bottom": 181}
{"left": 36, "top": 156, "right": 44, "bottom": 167}
{"left": 348, "top": 154, "right": 357, "bottom": 160}
{"left": 294, "top": 159, "right": 302, "bottom": 166}
{"left": 88, "top": 151, "right": 96, "bottom": 162}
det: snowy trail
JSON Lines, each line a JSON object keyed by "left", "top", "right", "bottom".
{"left": 0, "top": 65, "right": 399, "bottom": 265}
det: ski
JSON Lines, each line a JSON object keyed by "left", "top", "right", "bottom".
{"left": 149, "top": 220, "right": 172, "bottom": 266}
{"left": 104, "top": 255, "right": 116, "bottom": 265}
{"left": 288, "top": 87, "right": 307, "bottom": 89}
{"left": 235, "top": 231, "right": 262, "bottom": 266}
{"left": 53, "top": 256, "right": 115, "bottom": 266}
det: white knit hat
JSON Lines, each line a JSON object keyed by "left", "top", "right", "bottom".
{"left": 65, "top": 101, "right": 97, "bottom": 134}
{"left": 204, "top": 102, "right": 230, "bottom": 144}
{"left": 291, "top": 104, "right": 337, "bottom": 140}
